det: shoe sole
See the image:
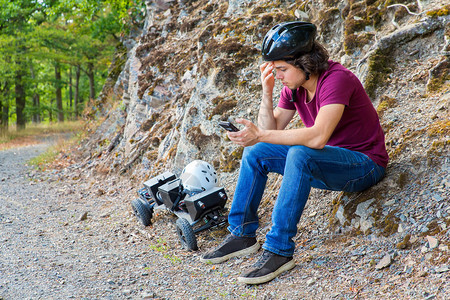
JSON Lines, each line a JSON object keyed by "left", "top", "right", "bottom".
{"left": 200, "top": 242, "right": 260, "bottom": 264}
{"left": 237, "top": 259, "right": 295, "bottom": 285}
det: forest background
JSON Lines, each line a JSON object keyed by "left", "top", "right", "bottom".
{"left": 0, "top": 0, "right": 145, "bottom": 132}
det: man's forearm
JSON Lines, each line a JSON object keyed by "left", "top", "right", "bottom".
{"left": 257, "top": 94, "right": 277, "bottom": 130}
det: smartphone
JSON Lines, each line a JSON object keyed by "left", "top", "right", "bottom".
{"left": 218, "top": 121, "right": 239, "bottom": 132}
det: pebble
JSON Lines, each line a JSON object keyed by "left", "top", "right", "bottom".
{"left": 142, "top": 291, "right": 157, "bottom": 299}
{"left": 426, "top": 236, "right": 439, "bottom": 249}
{"left": 306, "top": 278, "right": 316, "bottom": 286}
{"left": 79, "top": 212, "right": 88, "bottom": 221}
{"left": 375, "top": 254, "right": 392, "bottom": 270}
{"left": 435, "top": 266, "right": 450, "bottom": 273}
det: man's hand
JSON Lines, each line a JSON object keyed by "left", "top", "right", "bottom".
{"left": 227, "top": 118, "right": 262, "bottom": 147}
{"left": 260, "top": 62, "right": 275, "bottom": 96}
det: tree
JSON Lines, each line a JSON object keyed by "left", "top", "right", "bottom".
{"left": 0, "top": 0, "right": 146, "bottom": 128}
{"left": 0, "top": 0, "right": 45, "bottom": 129}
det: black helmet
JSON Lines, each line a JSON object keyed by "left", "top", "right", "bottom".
{"left": 262, "top": 22, "right": 317, "bottom": 61}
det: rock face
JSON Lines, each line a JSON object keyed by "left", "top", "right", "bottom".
{"left": 79, "top": 0, "right": 449, "bottom": 241}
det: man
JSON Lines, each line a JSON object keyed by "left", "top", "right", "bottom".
{"left": 201, "top": 21, "right": 388, "bottom": 285}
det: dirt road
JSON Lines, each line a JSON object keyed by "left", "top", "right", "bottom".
{"left": 1, "top": 141, "right": 448, "bottom": 299}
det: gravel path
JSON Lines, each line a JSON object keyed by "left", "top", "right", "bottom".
{"left": 1, "top": 140, "right": 449, "bottom": 299}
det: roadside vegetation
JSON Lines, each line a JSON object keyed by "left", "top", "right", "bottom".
{"left": 0, "top": 0, "right": 145, "bottom": 132}
{"left": 0, "top": 120, "right": 84, "bottom": 151}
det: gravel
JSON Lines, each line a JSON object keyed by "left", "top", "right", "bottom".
{"left": 1, "top": 138, "right": 449, "bottom": 299}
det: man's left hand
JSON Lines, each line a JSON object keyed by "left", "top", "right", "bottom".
{"left": 227, "top": 118, "right": 262, "bottom": 147}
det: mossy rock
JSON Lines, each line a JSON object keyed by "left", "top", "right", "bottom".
{"left": 364, "top": 49, "right": 395, "bottom": 99}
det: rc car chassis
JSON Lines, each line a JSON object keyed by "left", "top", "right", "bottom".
{"left": 131, "top": 171, "right": 228, "bottom": 251}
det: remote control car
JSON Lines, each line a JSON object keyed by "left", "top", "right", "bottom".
{"left": 131, "top": 160, "right": 229, "bottom": 251}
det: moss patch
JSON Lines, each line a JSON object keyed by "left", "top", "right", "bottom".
{"left": 376, "top": 95, "right": 397, "bottom": 118}
{"left": 426, "top": 5, "right": 450, "bottom": 17}
{"left": 186, "top": 126, "right": 220, "bottom": 149}
{"left": 208, "top": 96, "right": 238, "bottom": 120}
{"left": 427, "top": 59, "right": 449, "bottom": 93}
{"left": 364, "top": 48, "right": 395, "bottom": 99}
{"left": 396, "top": 234, "right": 412, "bottom": 249}
{"left": 220, "top": 147, "right": 244, "bottom": 172}
{"left": 376, "top": 209, "right": 400, "bottom": 237}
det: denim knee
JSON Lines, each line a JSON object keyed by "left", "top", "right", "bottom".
{"left": 285, "top": 145, "right": 312, "bottom": 169}
{"left": 241, "top": 143, "right": 275, "bottom": 174}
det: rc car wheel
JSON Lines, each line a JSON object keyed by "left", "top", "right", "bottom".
{"left": 176, "top": 218, "right": 198, "bottom": 251}
{"left": 131, "top": 198, "right": 153, "bottom": 226}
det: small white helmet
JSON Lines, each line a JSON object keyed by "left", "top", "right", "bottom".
{"left": 180, "top": 160, "right": 218, "bottom": 195}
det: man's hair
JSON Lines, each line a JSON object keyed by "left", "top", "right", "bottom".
{"left": 286, "top": 41, "right": 329, "bottom": 75}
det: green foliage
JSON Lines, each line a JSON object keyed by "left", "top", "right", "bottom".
{"left": 0, "top": 0, "right": 145, "bottom": 130}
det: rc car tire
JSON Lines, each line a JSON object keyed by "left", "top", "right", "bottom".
{"left": 131, "top": 198, "right": 153, "bottom": 226}
{"left": 176, "top": 218, "right": 198, "bottom": 251}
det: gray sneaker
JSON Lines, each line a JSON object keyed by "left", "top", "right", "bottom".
{"left": 200, "top": 234, "right": 260, "bottom": 264}
{"left": 238, "top": 250, "right": 295, "bottom": 284}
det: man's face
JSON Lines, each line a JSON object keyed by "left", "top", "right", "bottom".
{"left": 273, "top": 60, "right": 306, "bottom": 89}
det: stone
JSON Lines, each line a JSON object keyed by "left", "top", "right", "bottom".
{"left": 294, "top": 9, "right": 309, "bottom": 21}
{"left": 438, "top": 245, "right": 449, "bottom": 252}
{"left": 355, "top": 199, "right": 376, "bottom": 232}
{"left": 360, "top": 218, "right": 375, "bottom": 233}
{"left": 426, "top": 236, "right": 439, "bottom": 249}
{"left": 335, "top": 205, "right": 347, "bottom": 226}
{"left": 79, "top": 212, "right": 88, "bottom": 221}
{"left": 384, "top": 199, "right": 396, "bottom": 206}
{"left": 375, "top": 254, "right": 392, "bottom": 270}
{"left": 355, "top": 199, "right": 375, "bottom": 219}
{"left": 309, "top": 211, "right": 317, "bottom": 217}
{"left": 435, "top": 266, "right": 450, "bottom": 273}
{"left": 418, "top": 271, "right": 428, "bottom": 277}
{"left": 306, "top": 277, "right": 316, "bottom": 286}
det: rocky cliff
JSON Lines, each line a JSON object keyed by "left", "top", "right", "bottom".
{"left": 75, "top": 0, "right": 448, "bottom": 273}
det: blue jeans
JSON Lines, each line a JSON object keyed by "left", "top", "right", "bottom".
{"left": 227, "top": 143, "right": 385, "bottom": 257}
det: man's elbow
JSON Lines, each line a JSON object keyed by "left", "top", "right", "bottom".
{"left": 309, "top": 136, "right": 328, "bottom": 149}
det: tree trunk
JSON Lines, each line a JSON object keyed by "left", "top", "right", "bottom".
{"left": 1, "top": 56, "right": 11, "bottom": 133}
{"left": 0, "top": 82, "right": 9, "bottom": 134}
{"left": 49, "top": 98, "right": 53, "bottom": 122}
{"left": 1, "top": 102, "right": 9, "bottom": 134}
{"left": 87, "top": 62, "right": 95, "bottom": 101}
{"left": 55, "top": 62, "right": 64, "bottom": 122}
{"left": 68, "top": 66, "right": 73, "bottom": 120}
{"left": 74, "top": 64, "right": 81, "bottom": 118}
{"left": 15, "top": 58, "right": 26, "bottom": 130}
{"left": 30, "top": 63, "right": 41, "bottom": 124}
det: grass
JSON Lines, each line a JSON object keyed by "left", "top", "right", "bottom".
{"left": 1, "top": 121, "right": 85, "bottom": 170}
{"left": 0, "top": 121, "right": 84, "bottom": 151}
{"left": 26, "top": 137, "right": 77, "bottom": 169}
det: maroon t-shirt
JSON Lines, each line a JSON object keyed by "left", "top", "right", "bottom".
{"left": 278, "top": 61, "right": 389, "bottom": 168}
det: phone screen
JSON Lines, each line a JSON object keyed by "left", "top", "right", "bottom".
{"left": 219, "top": 121, "right": 239, "bottom": 132}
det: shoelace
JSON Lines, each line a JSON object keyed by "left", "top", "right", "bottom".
{"left": 253, "top": 250, "right": 273, "bottom": 268}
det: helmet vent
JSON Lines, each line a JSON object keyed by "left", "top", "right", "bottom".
{"left": 267, "top": 39, "right": 274, "bottom": 51}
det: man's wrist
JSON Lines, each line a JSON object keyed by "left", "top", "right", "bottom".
{"left": 257, "top": 128, "right": 267, "bottom": 143}
{"left": 262, "top": 91, "right": 273, "bottom": 98}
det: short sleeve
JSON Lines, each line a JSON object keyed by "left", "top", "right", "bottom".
{"left": 318, "top": 70, "right": 356, "bottom": 107}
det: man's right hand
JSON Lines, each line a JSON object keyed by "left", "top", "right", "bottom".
{"left": 260, "top": 62, "right": 275, "bottom": 96}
